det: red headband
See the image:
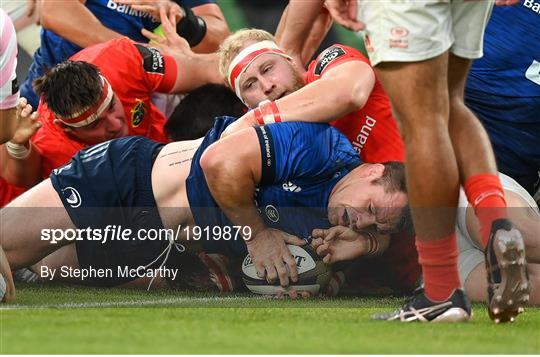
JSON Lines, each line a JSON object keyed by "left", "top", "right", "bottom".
{"left": 56, "top": 76, "right": 114, "bottom": 128}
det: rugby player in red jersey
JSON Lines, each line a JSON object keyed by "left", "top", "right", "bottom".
{"left": 0, "top": 9, "right": 221, "bottom": 190}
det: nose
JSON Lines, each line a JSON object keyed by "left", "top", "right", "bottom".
{"left": 353, "top": 211, "right": 377, "bottom": 230}
{"left": 259, "top": 76, "right": 275, "bottom": 95}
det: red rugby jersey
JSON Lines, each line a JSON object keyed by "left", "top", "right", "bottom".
{"left": 304, "top": 44, "right": 405, "bottom": 163}
{"left": 32, "top": 37, "right": 177, "bottom": 178}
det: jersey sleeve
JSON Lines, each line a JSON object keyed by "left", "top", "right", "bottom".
{"left": 306, "top": 44, "right": 370, "bottom": 81}
{"left": 75, "top": 38, "right": 178, "bottom": 94}
{"left": 254, "top": 122, "right": 360, "bottom": 186}
{"left": 0, "top": 10, "right": 19, "bottom": 109}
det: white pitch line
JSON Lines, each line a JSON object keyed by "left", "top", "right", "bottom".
{"left": 0, "top": 295, "right": 270, "bottom": 310}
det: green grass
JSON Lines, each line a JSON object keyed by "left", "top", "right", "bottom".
{"left": 1, "top": 284, "right": 539, "bottom": 354}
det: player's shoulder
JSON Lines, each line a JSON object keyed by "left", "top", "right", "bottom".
{"left": 309, "top": 44, "right": 369, "bottom": 77}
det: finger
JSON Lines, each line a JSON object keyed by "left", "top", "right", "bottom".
{"left": 141, "top": 28, "right": 163, "bottom": 43}
{"left": 287, "top": 288, "right": 298, "bottom": 299}
{"left": 275, "top": 261, "right": 289, "bottom": 287}
{"left": 254, "top": 260, "right": 265, "bottom": 279}
{"left": 323, "top": 228, "right": 340, "bottom": 241}
{"left": 265, "top": 265, "right": 278, "bottom": 284}
{"left": 323, "top": 253, "right": 332, "bottom": 264}
{"left": 316, "top": 242, "right": 330, "bottom": 257}
{"left": 283, "top": 234, "right": 306, "bottom": 246}
{"left": 311, "top": 228, "right": 328, "bottom": 239}
{"left": 160, "top": 6, "right": 177, "bottom": 39}
{"left": 311, "top": 237, "right": 323, "bottom": 249}
{"left": 283, "top": 252, "right": 298, "bottom": 283}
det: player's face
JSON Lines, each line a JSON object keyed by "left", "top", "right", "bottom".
{"left": 66, "top": 94, "right": 128, "bottom": 145}
{"left": 238, "top": 54, "right": 305, "bottom": 108}
{"left": 327, "top": 164, "right": 408, "bottom": 234}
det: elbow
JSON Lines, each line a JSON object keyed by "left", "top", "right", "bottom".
{"left": 348, "top": 84, "right": 370, "bottom": 111}
{"left": 199, "top": 144, "right": 225, "bottom": 179}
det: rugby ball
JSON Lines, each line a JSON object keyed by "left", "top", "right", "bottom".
{"left": 241, "top": 244, "right": 331, "bottom": 295}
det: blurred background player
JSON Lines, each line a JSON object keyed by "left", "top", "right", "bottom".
{"left": 19, "top": 0, "right": 230, "bottom": 109}
{"left": 464, "top": 0, "right": 540, "bottom": 198}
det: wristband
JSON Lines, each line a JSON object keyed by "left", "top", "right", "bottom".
{"left": 253, "top": 107, "right": 264, "bottom": 125}
{"left": 175, "top": 5, "right": 207, "bottom": 47}
{"left": 257, "top": 100, "right": 281, "bottom": 124}
{"left": 5, "top": 141, "right": 31, "bottom": 159}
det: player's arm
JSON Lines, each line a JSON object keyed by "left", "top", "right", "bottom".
{"left": 275, "top": 1, "right": 332, "bottom": 66}
{"left": 190, "top": 3, "right": 229, "bottom": 53}
{"left": 141, "top": 7, "right": 223, "bottom": 94}
{"left": 223, "top": 57, "right": 374, "bottom": 137}
{"left": 39, "top": 0, "right": 123, "bottom": 48}
{"left": 199, "top": 127, "right": 304, "bottom": 287}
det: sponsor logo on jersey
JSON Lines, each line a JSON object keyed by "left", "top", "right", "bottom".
{"left": 61, "top": 186, "right": 82, "bottom": 208}
{"left": 523, "top": 0, "right": 540, "bottom": 14}
{"left": 282, "top": 181, "right": 302, "bottom": 192}
{"left": 265, "top": 205, "right": 279, "bottom": 223}
{"left": 135, "top": 44, "right": 165, "bottom": 75}
{"left": 352, "top": 115, "right": 377, "bottom": 154}
{"left": 131, "top": 98, "right": 146, "bottom": 127}
{"left": 314, "top": 46, "right": 346, "bottom": 75}
{"left": 107, "top": 0, "right": 152, "bottom": 18}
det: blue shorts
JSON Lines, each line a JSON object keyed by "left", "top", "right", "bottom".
{"left": 50, "top": 136, "right": 169, "bottom": 286}
{"left": 465, "top": 90, "right": 540, "bottom": 194}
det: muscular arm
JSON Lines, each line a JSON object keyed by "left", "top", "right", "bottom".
{"left": 199, "top": 127, "right": 265, "bottom": 235}
{"left": 40, "top": 0, "right": 123, "bottom": 48}
{"left": 275, "top": 1, "right": 332, "bottom": 66}
{"left": 276, "top": 61, "right": 375, "bottom": 122}
{"left": 191, "top": 3, "right": 229, "bottom": 53}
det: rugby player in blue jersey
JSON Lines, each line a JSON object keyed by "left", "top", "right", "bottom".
{"left": 1, "top": 118, "right": 409, "bottom": 293}
{"left": 465, "top": 0, "right": 540, "bottom": 197}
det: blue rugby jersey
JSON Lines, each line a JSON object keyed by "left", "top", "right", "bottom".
{"left": 186, "top": 117, "right": 361, "bottom": 255}
{"left": 466, "top": 0, "right": 540, "bottom": 103}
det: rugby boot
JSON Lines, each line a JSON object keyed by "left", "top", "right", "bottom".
{"left": 372, "top": 288, "right": 472, "bottom": 322}
{"left": 485, "top": 219, "right": 530, "bottom": 323}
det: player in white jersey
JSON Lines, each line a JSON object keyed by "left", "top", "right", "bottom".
{"left": 457, "top": 173, "right": 539, "bottom": 307}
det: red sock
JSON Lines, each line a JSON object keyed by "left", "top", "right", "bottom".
{"left": 464, "top": 173, "right": 507, "bottom": 248}
{"left": 416, "top": 234, "right": 461, "bottom": 302}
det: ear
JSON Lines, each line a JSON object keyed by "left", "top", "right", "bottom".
{"left": 366, "top": 163, "right": 385, "bottom": 179}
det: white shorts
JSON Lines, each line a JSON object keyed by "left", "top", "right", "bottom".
{"left": 358, "top": 0, "right": 494, "bottom": 66}
{"left": 456, "top": 173, "right": 540, "bottom": 285}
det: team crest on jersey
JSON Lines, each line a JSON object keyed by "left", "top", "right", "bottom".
{"left": 131, "top": 99, "right": 145, "bottom": 127}
{"left": 314, "top": 46, "right": 346, "bottom": 75}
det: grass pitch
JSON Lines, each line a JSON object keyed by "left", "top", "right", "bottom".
{"left": 1, "top": 283, "right": 539, "bottom": 354}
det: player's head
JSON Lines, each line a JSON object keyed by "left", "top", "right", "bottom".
{"left": 34, "top": 61, "right": 128, "bottom": 145}
{"left": 166, "top": 84, "right": 246, "bottom": 141}
{"left": 217, "top": 29, "right": 305, "bottom": 108}
{"left": 328, "top": 162, "right": 411, "bottom": 234}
